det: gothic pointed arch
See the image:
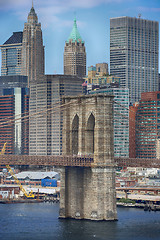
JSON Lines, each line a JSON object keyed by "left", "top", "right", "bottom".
{"left": 86, "top": 113, "right": 95, "bottom": 154}
{"left": 72, "top": 114, "right": 79, "bottom": 155}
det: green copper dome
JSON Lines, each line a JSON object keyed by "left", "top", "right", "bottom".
{"left": 67, "top": 18, "right": 84, "bottom": 43}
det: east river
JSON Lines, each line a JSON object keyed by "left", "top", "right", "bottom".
{"left": 0, "top": 203, "right": 160, "bottom": 240}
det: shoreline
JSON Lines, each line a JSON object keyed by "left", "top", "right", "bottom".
{"left": 0, "top": 199, "right": 44, "bottom": 204}
{"left": 1, "top": 197, "right": 160, "bottom": 212}
{"left": 117, "top": 202, "right": 160, "bottom": 211}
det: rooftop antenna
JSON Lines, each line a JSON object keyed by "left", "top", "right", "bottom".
{"left": 138, "top": 13, "right": 141, "bottom": 18}
{"left": 32, "top": 0, "right": 34, "bottom": 8}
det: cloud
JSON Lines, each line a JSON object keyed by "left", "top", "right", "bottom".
{"left": 0, "top": 0, "right": 29, "bottom": 10}
{"left": 63, "top": 0, "right": 128, "bottom": 8}
{"left": 0, "top": 0, "right": 131, "bottom": 30}
{"left": 0, "top": 0, "right": 130, "bottom": 12}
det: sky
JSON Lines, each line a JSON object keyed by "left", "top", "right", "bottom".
{"left": 0, "top": 0, "right": 160, "bottom": 75}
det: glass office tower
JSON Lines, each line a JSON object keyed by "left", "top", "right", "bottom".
{"left": 110, "top": 17, "right": 159, "bottom": 104}
{"left": 2, "top": 87, "right": 29, "bottom": 155}
{"left": 89, "top": 87, "right": 129, "bottom": 157}
{"left": 0, "top": 32, "right": 23, "bottom": 76}
{"left": 0, "top": 76, "right": 28, "bottom": 154}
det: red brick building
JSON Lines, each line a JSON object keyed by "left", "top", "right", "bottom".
{"left": 129, "top": 103, "right": 139, "bottom": 158}
{"left": 136, "top": 91, "right": 160, "bottom": 158}
{"left": 0, "top": 92, "right": 29, "bottom": 155}
{"left": 0, "top": 95, "right": 15, "bottom": 154}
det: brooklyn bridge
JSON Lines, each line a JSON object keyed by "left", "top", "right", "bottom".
{"left": 0, "top": 94, "right": 159, "bottom": 221}
{"left": 0, "top": 154, "right": 160, "bottom": 168}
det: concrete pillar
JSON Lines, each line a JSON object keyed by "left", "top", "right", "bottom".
{"left": 59, "top": 167, "right": 66, "bottom": 218}
{"left": 59, "top": 167, "right": 84, "bottom": 219}
{"left": 59, "top": 166, "right": 117, "bottom": 220}
{"left": 60, "top": 94, "right": 117, "bottom": 221}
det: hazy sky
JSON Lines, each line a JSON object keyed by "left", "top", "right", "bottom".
{"left": 0, "top": 0, "right": 160, "bottom": 74}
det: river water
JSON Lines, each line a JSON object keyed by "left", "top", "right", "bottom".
{"left": 0, "top": 203, "right": 160, "bottom": 240}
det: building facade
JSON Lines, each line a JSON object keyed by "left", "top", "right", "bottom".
{"left": 0, "top": 95, "right": 15, "bottom": 154}
{"left": 0, "top": 4, "right": 45, "bottom": 87}
{"left": 0, "top": 32, "right": 23, "bottom": 76}
{"left": 0, "top": 90, "right": 29, "bottom": 155}
{"left": 110, "top": 16, "right": 159, "bottom": 104}
{"left": 0, "top": 75, "right": 28, "bottom": 95}
{"left": 29, "top": 75, "right": 84, "bottom": 155}
{"left": 21, "top": 4, "right": 45, "bottom": 86}
{"left": 96, "top": 63, "right": 108, "bottom": 76}
{"left": 0, "top": 76, "right": 29, "bottom": 155}
{"left": 89, "top": 87, "right": 129, "bottom": 157}
{"left": 88, "top": 66, "right": 96, "bottom": 83}
{"left": 136, "top": 91, "right": 160, "bottom": 158}
{"left": 129, "top": 102, "right": 139, "bottom": 158}
{"left": 64, "top": 18, "right": 86, "bottom": 78}
{"left": 86, "top": 64, "right": 120, "bottom": 87}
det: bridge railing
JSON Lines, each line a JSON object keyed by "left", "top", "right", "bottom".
{"left": 115, "top": 157, "right": 160, "bottom": 168}
{"left": 0, "top": 155, "right": 94, "bottom": 167}
{"left": 1, "top": 155, "right": 160, "bottom": 168}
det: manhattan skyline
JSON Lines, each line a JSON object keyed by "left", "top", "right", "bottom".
{"left": 0, "top": 0, "right": 160, "bottom": 75}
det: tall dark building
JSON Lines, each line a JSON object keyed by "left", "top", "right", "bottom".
{"left": 64, "top": 18, "right": 86, "bottom": 78}
{"left": 0, "top": 32, "right": 23, "bottom": 76}
{"left": 0, "top": 4, "right": 45, "bottom": 87}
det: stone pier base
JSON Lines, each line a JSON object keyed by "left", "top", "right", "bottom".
{"left": 59, "top": 166, "right": 117, "bottom": 221}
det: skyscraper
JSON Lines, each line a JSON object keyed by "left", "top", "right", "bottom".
{"left": 0, "top": 32, "right": 23, "bottom": 76}
{"left": 89, "top": 87, "right": 129, "bottom": 158}
{"left": 29, "top": 75, "right": 84, "bottom": 155}
{"left": 64, "top": 18, "right": 86, "bottom": 78}
{"left": 21, "top": 4, "right": 45, "bottom": 86}
{"left": 0, "top": 4, "right": 45, "bottom": 87}
{"left": 136, "top": 91, "right": 160, "bottom": 158}
{"left": 110, "top": 16, "right": 159, "bottom": 104}
{"left": 0, "top": 76, "right": 29, "bottom": 155}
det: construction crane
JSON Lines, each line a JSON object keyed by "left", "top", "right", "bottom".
{"left": 1, "top": 143, "right": 35, "bottom": 199}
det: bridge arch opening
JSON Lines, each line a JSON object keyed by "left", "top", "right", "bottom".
{"left": 86, "top": 113, "right": 95, "bottom": 154}
{"left": 72, "top": 114, "right": 79, "bottom": 155}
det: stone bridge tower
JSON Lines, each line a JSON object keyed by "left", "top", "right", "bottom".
{"left": 59, "top": 94, "right": 117, "bottom": 221}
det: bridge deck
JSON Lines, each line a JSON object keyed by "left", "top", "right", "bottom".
{"left": 115, "top": 157, "right": 160, "bottom": 168}
{"left": 0, "top": 155, "right": 94, "bottom": 167}
{"left": 0, "top": 155, "right": 160, "bottom": 168}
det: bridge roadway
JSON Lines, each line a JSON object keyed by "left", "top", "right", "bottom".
{"left": 0, "top": 155, "right": 94, "bottom": 167}
{"left": 0, "top": 155, "right": 160, "bottom": 168}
